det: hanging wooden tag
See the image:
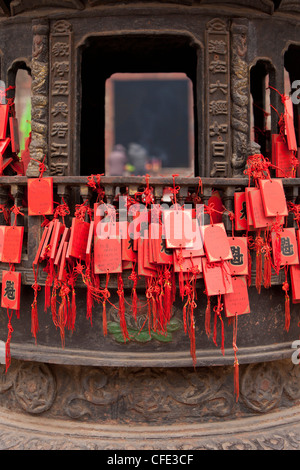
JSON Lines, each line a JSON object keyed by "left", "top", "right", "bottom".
{"left": 68, "top": 218, "right": 90, "bottom": 261}
{"left": 271, "top": 227, "right": 299, "bottom": 266}
{"left": 234, "top": 192, "right": 247, "bottom": 232}
{"left": 259, "top": 179, "right": 288, "bottom": 217}
{"left": 0, "top": 225, "right": 4, "bottom": 260}
{"left": 272, "top": 134, "right": 283, "bottom": 166}
{"left": 122, "top": 260, "right": 134, "bottom": 270}
{"left": 1, "top": 270, "right": 21, "bottom": 311}
{"left": 94, "top": 234, "right": 122, "bottom": 274}
{"left": 228, "top": 237, "right": 248, "bottom": 276}
{"left": 155, "top": 222, "right": 173, "bottom": 265}
{"left": 33, "top": 225, "right": 49, "bottom": 266}
{"left": 0, "top": 104, "right": 9, "bottom": 140}
{"left": 85, "top": 221, "right": 94, "bottom": 267}
{"left": 175, "top": 218, "right": 204, "bottom": 259}
{"left": 143, "top": 236, "right": 157, "bottom": 271}
{"left": 40, "top": 220, "right": 54, "bottom": 259}
{"left": 173, "top": 253, "right": 202, "bottom": 273}
{"left": 275, "top": 139, "right": 295, "bottom": 178}
{"left": 223, "top": 276, "right": 250, "bottom": 318}
{"left": 28, "top": 177, "right": 53, "bottom": 216}
{"left": 54, "top": 227, "right": 70, "bottom": 266}
{"left": 207, "top": 191, "right": 223, "bottom": 224}
{"left": 9, "top": 117, "right": 20, "bottom": 154}
{"left": 245, "top": 187, "right": 255, "bottom": 231}
{"left": 137, "top": 230, "right": 156, "bottom": 277}
{"left": 121, "top": 221, "right": 137, "bottom": 262}
{"left": 284, "top": 96, "right": 297, "bottom": 152}
{"left": 1, "top": 226, "right": 24, "bottom": 264}
{"left": 202, "top": 257, "right": 233, "bottom": 296}
{"left": 290, "top": 264, "right": 300, "bottom": 302}
{"left": 0, "top": 137, "right": 10, "bottom": 157}
{"left": 50, "top": 220, "right": 65, "bottom": 260}
{"left": 163, "top": 208, "right": 194, "bottom": 249}
{"left": 201, "top": 223, "right": 233, "bottom": 263}
{"left": 248, "top": 187, "right": 277, "bottom": 229}
{"left": 58, "top": 241, "right": 68, "bottom": 281}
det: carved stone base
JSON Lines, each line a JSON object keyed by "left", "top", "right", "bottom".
{"left": 0, "top": 358, "right": 300, "bottom": 449}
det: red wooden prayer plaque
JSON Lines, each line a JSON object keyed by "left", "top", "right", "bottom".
{"left": 0, "top": 137, "right": 10, "bottom": 157}
{"left": 1, "top": 226, "right": 24, "bottom": 264}
{"left": 175, "top": 219, "right": 204, "bottom": 258}
{"left": 245, "top": 187, "right": 255, "bottom": 231}
{"left": 40, "top": 220, "right": 54, "bottom": 259}
{"left": 50, "top": 220, "right": 65, "bottom": 260}
{"left": 58, "top": 241, "right": 68, "bottom": 281}
{"left": 28, "top": 177, "right": 53, "bottom": 216}
{"left": 290, "top": 264, "right": 300, "bottom": 302}
{"left": 94, "top": 236, "right": 122, "bottom": 274}
{"left": 68, "top": 218, "right": 90, "bottom": 261}
{"left": 201, "top": 223, "right": 233, "bottom": 263}
{"left": 54, "top": 226, "right": 70, "bottom": 266}
{"left": 271, "top": 227, "right": 299, "bottom": 266}
{"left": 0, "top": 105, "right": 9, "bottom": 140}
{"left": 259, "top": 179, "right": 288, "bottom": 217}
{"left": 173, "top": 253, "right": 202, "bottom": 273}
{"left": 9, "top": 117, "right": 20, "bottom": 154}
{"left": 163, "top": 208, "right": 194, "bottom": 249}
{"left": 85, "top": 221, "right": 94, "bottom": 266}
{"left": 121, "top": 221, "right": 137, "bottom": 262}
{"left": 143, "top": 236, "right": 157, "bottom": 272}
{"left": 248, "top": 187, "right": 276, "bottom": 229}
{"left": 234, "top": 192, "right": 247, "bottom": 232}
{"left": 227, "top": 237, "right": 248, "bottom": 276}
{"left": 0, "top": 225, "right": 5, "bottom": 260}
{"left": 223, "top": 276, "right": 250, "bottom": 318}
{"left": 284, "top": 96, "right": 297, "bottom": 152}
{"left": 1, "top": 270, "right": 21, "bottom": 311}
{"left": 155, "top": 223, "right": 173, "bottom": 265}
{"left": 272, "top": 134, "right": 283, "bottom": 166}
{"left": 202, "top": 257, "right": 233, "bottom": 296}
{"left": 137, "top": 231, "right": 156, "bottom": 277}
{"left": 275, "top": 139, "right": 295, "bottom": 178}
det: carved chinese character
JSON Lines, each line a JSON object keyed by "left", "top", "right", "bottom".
{"left": 212, "top": 141, "right": 227, "bottom": 157}
{"left": 52, "top": 80, "right": 69, "bottom": 96}
{"left": 209, "top": 121, "right": 228, "bottom": 137}
{"left": 208, "top": 40, "right": 227, "bottom": 55}
{"left": 210, "top": 81, "right": 228, "bottom": 94}
{"left": 209, "top": 59, "right": 227, "bottom": 73}
{"left": 51, "top": 102, "right": 68, "bottom": 118}
{"left": 209, "top": 100, "right": 228, "bottom": 115}
{"left": 51, "top": 142, "right": 68, "bottom": 158}
{"left": 52, "top": 61, "right": 69, "bottom": 77}
{"left": 52, "top": 42, "right": 70, "bottom": 57}
{"left": 51, "top": 122, "right": 69, "bottom": 138}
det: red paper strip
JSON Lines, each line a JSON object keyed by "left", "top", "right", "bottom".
{"left": 234, "top": 192, "right": 247, "bottom": 232}
{"left": 1, "top": 270, "right": 21, "bottom": 311}
{"left": 0, "top": 105, "right": 9, "bottom": 140}
{"left": 1, "top": 226, "right": 24, "bottom": 264}
{"left": 202, "top": 257, "right": 233, "bottom": 296}
{"left": 28, "top": 177, "right": 53, "bottom": 216}
{"left": 259, "top": 179, "right": 288, "bottom": 217}
{"left": 271, "top": 227, "right": 299, "bottom": 266}
{"left": 201, "top": 223, "right": 233, "bottom": 263}
{"left": 228, "top": 237, "right": 248, "bottom": 276}
{"left": 223, "top": 276, "right": 250, "bottom": 318}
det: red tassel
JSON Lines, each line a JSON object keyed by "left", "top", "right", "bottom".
{"left": 128, "top": 264, "right": 139, "bottom": 321}
{"left": 233, "top": 314, "right": 239, "bottom": 402}
{"left": 67, "top": 270, "right": 77, "bottom": 332}
{"left": 102, "top": 271, "right": 110, "bottom": 336}
{"left": 163, "top": 267, "right": 172, "bottom": 326}
{"left": 50, "top": 278, "right": 59, "bottom": 328}
{"left": 57, "top": 282, "right": 70, "bottom": 348}
{"left": 205, "top": 294, "right": 211, "bottom": 338}
{"left": 117, "top": 273, "right": 129, "bottom": 341}
{"left": 5, "top": 309, "right": 13, "bottom": 373}
{"left": 283, "top": 265, "right": 290, "bottom": 332}
{"left": 263, "top": 243, "right": 272, "bottom": 289}
{"left": 31, "top": 265, "right": 40, "bottom": 343}
{"left": 213, "top": 294, "right": 225, "bottom": 356}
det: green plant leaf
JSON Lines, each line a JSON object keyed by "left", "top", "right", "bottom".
{"left": 151, "top": 331, "right": 173, "bottom": 342}
{"left": 107, "top": 321, "right": 122, "bottom": 334}
{"left": 134, "top": 331, "right": 152, "bottom": 343}
{"left": 167, "top": 318, "right": 181, "bottom": 332}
